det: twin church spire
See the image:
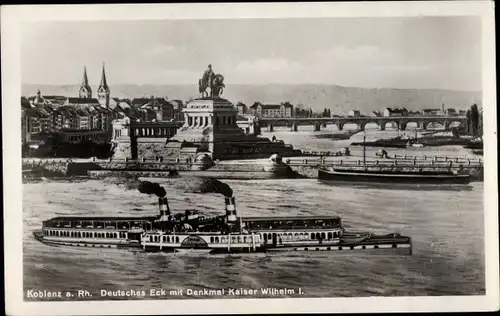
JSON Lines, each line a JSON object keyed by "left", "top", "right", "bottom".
{"left": 79, "top": 63, "right": 110, "bottom": 108}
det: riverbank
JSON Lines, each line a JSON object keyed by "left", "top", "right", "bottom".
{"left": 351, "top": 135, "right": 476, "bottom": 148}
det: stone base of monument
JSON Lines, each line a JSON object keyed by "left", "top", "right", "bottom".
{"left": 190, "top": 153, "right": 214, "bottom": 171}
{"left": 262, "top": 154, "right": 292, "bottom": 175}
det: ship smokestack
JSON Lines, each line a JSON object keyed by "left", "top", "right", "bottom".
{"left": 225, "top": 196, "right": 237, "bottom": 222}
{"left": 158, "top": 197, "right": 170, "bottom": 221}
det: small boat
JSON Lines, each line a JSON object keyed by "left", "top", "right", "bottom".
{"left": 407, "top": 141, "right": 425, "bottom": 148}
{"left": 464, "top": 141, "right": 483, "bottom": 150}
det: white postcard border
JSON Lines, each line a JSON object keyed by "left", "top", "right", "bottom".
{"left": 2, "top": 1, "right": 498, "bottom": 315}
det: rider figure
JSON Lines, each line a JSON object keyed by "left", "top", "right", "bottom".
{"left": 204, "top": 64, "right": 215, "bottom": 92}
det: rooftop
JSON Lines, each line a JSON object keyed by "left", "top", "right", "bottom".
{"left": 67, "top": 97, "right": 100, "bottom": 104}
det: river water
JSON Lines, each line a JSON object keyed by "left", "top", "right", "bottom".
{"left": 23, "top": 125, "right": 485, "bottom": 299}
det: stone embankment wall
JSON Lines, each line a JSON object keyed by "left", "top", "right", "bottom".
{"left": 23, "top": 160, "right": 68, "bottom": 177}
{"left": 111, "top": 141, "right": 131, "bottom": 160}
{"left": 96, "top": 161, "right": 194, "bottom": 171}
{"left": 210, "top": 163, "right": 267, "bottom": 172}
{"left": 137, "top": 139, "right": 176, "bottom": 160}
{"left": 89, "top": 170, "right": 180, "bottom": 178}
{"left": 289, "top": 165, "right": 319, "bottom": 178}
{"left": 22, "top": 160, "right": 102, "bottom": 177}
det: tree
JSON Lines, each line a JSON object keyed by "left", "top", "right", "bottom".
{"left": 478, "top": 110, "right": 483, "bottom": 137}
{"left": 465, "top": 109, "right": 471, "bottom": 134}
{"left": 294, "top": 107, "right": 301, "bottom": 117}
{"left": 470, "top": 104, "right": 479, "bottom": 136}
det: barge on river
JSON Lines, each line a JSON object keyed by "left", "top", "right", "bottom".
{"left": 33, "top": 195, "right": 412, "bottom": 255}
{"left": 319, "top": 133, "right": 472, "bottom": 185}
{"left": 318, "top": 165, "right": 472, "bottom": 184}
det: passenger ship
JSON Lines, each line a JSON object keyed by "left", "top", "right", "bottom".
{"left": 33, "top": 195, "right": 412, "bottom": 255}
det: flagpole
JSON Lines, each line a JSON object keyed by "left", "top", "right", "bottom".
{"left": 363, "top": 130, "right": 366, "bottom": 166}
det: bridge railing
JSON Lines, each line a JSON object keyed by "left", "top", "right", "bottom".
{"left": 259, "top": 115, "right": 467, "bottom": 121}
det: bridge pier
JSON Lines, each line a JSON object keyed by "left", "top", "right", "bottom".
{"left": 444, "top": 121, "right": 451, "bottom": 130}
{"left": 337, "top": 123, "right": 344, "bottom": 131}
{"left": 378, "top": 123, "right": 386, "bottom": 131}
{"left": 399, "top": 123, "right": 407, "bottom": 131}
{"left": 358, "top": 124, "right": 365, "bottom": 131}
{"left": 291, "top": 123, "right": 298, "bottom": 132}
{"left": 314, "top": 123, "right": 321, "bottom": 132}
{"left": 268, "top": 124, "right": 274, "bottom": 132}
{"left": 418, "top": 121, "right": 427, "bottom": 130}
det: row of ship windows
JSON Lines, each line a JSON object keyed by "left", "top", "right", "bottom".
{"left": 45, "top": 230, "right": 341, "bottom": 241}
{"left": 146, "top": 231, "right": 341, "bottom": 244}
{"left": 44, "top": 230, "right": 127, "bottom": 239}
{"left": 149, "top": 236, "right": 180, "bottom": 243}
{"left": 261, "top": 231, "right": 341, "bottom": 240}
{"left": 147, "top": 235, "right": 248, "bottom": 244}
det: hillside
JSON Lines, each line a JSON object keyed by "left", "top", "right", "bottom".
{"left": 22, "top": 83, "right": 481, "bottom": 114}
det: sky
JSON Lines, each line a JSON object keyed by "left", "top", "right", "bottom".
{"left": 21, "top": 17, "right": 482, "bottom": 91}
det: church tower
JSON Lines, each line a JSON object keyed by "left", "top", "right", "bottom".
{"left": 97, "top": 63, "right": 110, "bottom": 108}
{"left": 79, "top": 66, "right": 92, "bottom": 99}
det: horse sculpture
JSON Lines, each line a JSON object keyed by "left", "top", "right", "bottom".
{"left": 198, "top": 69, "right": 225, "bottom": 98}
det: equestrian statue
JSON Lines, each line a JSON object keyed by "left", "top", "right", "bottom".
{"left": 198, "top": 64, "right": 225, "bottom": 98}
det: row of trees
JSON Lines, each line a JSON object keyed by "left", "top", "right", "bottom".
{"left": 465, "top": 104, "right": 482, "bottom": 137}
{"left": 295, "top": 105, "right": 314, "bottom": 118}
{"left": 322, "top": 108, "right": 332, "bottom": 117}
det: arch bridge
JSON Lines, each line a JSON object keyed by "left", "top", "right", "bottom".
{"left": 258, "top": 116, "right": 467, "bottom": 132}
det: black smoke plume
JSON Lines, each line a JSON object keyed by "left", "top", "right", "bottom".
{"left": 124, "top": 177, "right": 233, "bottom": 198}
{"left": 174, "top": 177, "right": 233, "bottom": 197}
{"left": 126, "top": 180, "right": 166, "bottom": 198}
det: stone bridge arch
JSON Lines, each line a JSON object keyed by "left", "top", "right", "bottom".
{"left": 264, "top": 119, "right": 292, "bottom": 132}
{"left": 445, "top": 120, "right": 464, "bottom": 129}
{"left": 291, "top": 120, "right": 318, "bottom": 132}
{"left": 359, "top": 120, "right": 384, "bottom": 131}
{"left": 336, "top": 120, "right": 362, "bottom": 131}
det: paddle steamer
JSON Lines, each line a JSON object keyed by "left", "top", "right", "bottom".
{"left": 33, "top": 194, "right": 412, "bottom": 255}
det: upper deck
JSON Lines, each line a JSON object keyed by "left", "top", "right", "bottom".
{"left": 42, "top": 214, "right": 343, "bottom": 233}
{"left": 43, "top": 216, "right": 159, "bottom": 230}
{"left": 242, "top": 216, "right": 342, "bottom": 230}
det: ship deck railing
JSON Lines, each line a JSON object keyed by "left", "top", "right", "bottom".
{"left": 285, "top": 158, "right": 483, "bottom": 169}
{"left": 244, "top": 225, "right": 342, "bottom": 231}
{"left": 323, "top": 160, "right": 482, "bottom": 169}
{"left": 43, "top": 219, "right": 157, "bottom": 230}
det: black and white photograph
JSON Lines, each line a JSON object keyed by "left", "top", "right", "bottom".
{"left": 2, "top": 2, "right": 498, "bottom": 315}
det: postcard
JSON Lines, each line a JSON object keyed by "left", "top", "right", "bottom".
{"left": 2, "top": 1, "right": 498, "bottom": 315}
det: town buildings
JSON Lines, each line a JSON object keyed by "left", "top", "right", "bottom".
{"left": 249, "top": 102, "right": 294, "bottom": 118}
{"left": 236, "top": 102, "right": 247, "bottom": 115}
{"left": 421, "top": 108, "right": 442, "bottom": 116}
{"left": 130, "top": 97, "right": 175, "bottom": 121}
{"left": 21, "top": 64, "right": 187, "bottom": 145}
{"left": 382, "top": 107, "right": 409, "bottom": 117}
{"left": 348, "top": 109, "right": 361, "bottom": 117}
{"left": 22, "top": 65, "right": 116, "bottom": 143}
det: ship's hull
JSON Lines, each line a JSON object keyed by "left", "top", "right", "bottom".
{"left": 33, "top": 230, "right": 412, "bottom": 255}
{"left": 318, "top": 168, "right": 471, "bottom": 184}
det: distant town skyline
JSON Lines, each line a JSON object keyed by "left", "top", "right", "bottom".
{"left": 22, "top": 17, "right": 481, "bottom": 91}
